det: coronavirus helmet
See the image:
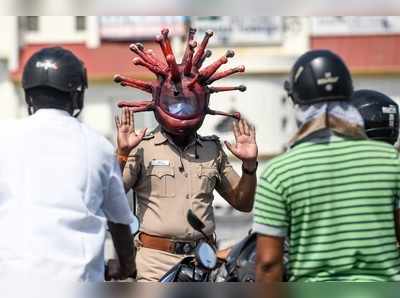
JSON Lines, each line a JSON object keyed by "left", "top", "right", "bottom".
{"left": 351, "top": 89, "right": 399, "bottom": 145}
{"left": 114, "top": 28, "right": 246, "bottom": 136}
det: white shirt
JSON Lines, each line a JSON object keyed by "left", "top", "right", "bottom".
{"left": 0, "top": 109, "right": 134, "bottom": 281}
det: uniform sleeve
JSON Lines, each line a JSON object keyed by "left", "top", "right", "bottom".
{"left": 122, "top": 147, "right": 143, "bottom": 191}
{"left": 102, "top": 156, "right": 135, "bottom": 225}
{"left": 215, "top": 147, "right": 240, "bottom": 198}
{"left": 253, "top": 172, "right": 288, "bottom": 238}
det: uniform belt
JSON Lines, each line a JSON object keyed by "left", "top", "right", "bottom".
{"left": 138, "top": 232, "right": 204, "bottom": 255}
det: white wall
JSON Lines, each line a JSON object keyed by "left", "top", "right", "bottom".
{"left": 83, "top": 83, "right": 158, "bottom": 143}
{"left": 199, "top": 74, "right": 297, "bottom": 157}
{"left": 22, "top": 16, "right": 98, "bottom": 46}
{"left": 0, "top": 62, "right": 20, "bottom": 120}
{"left": 0, "top": 16, "right": 19, "bottom": 71}
{"left": 353, "top": 75, "right": 400, "bottom": 99}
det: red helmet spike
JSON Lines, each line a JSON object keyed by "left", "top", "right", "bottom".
{"left": 208, "top": 85, "right": 247, "bottom": 93}
{"left": 117, "top": 100, "right": 154, "bottom": 112}
{"left": 145, "top": 49, "right": 168, "bottom": 71}
{"left": 113, "top": 74, "right": 153, "bottom": 93}
{"left": 132, "top": 57, "right": 167, "bottom": 77}
{"left": 198, "top": 50, "right": 234, "bottom": 83}
{"left": 129, "top": 44, "right": 155, "bottom": 66}
{"left": 192, "top": 30, "right": 214, "bottom": 66}
{"left": 206, "top": 65, "right": 245, "bottom": 84}
{"left": 130, "top": 43, "right": 167, "bottom": 71}
{"left": 183, "top": 40, "right": 197, "bottom": 76}
{"left": 114, "top": 28, "right": 246, "bottom": 135}
{"left": 196, "top": 49, "right": 212, "bottom": 69}
{"left": 135, "top": 43, "right": 144, "bottom": 51}
{"left": 187, "top": 74, "right": 199, "bottom": 90}
{"left": 207, "top": 109, "right": 241, "bottom": 120}
{"left": 161, "top": 28, "right": 174, "bottom": 58}
{"left": 166, "top": 55, "right": 181, "bottom": 83}
{"left": 156, "top": 34, "right": 169, "bottom": 61}
{"left": 181, "top": 28, "right": 197, "bottom": 65}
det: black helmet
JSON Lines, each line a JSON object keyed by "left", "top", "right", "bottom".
{"left": 284, "top": 50, "right": 353, "bottom": 105}
{"left": 22, "top": 47, "right": 88, "bottom": 116}
{"left": 351, "top": 89, "right": 399, "bottom": 145}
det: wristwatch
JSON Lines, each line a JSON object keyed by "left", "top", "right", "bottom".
{"left": 242, "top": 161, "right": 258, "bottom": 175}
{"left": 117, "top": 153, "right": 129, "bottom": 163}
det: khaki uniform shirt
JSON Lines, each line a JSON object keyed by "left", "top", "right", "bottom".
{"left": 123, "top": 127, "right": 240, "bottom": 240}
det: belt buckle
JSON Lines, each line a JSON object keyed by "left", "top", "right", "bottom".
{"left": 173, "top": 241, "right": 194, "bottom": 255}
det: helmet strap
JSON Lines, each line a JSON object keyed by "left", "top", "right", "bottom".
{"left": 25, "top": 93, "right": 35, "bottom": 115}
{"left": 71, "top": 91, "right": 83, "bottom": 118}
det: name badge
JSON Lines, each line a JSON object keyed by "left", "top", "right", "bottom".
{"left": 151, "top": 159, "right": 170, "bottom": 166}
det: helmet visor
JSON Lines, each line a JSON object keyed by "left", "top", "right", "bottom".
{"left": 160, "top": 94, "right": 203, "bottom": 119}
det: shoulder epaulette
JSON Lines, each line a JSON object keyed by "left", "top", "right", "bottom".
{"left": 199, "top": 134, "right": 220, "bottom": 142}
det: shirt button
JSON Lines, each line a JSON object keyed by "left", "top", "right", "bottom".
{"left": 184, "top": 173, "right": 188, "bottom": 178}
{"left": 186, "top": 194, "right": 189, "bottom": 199}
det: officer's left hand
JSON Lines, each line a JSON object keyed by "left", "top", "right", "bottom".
{"left": 225, "top": 119, "right": 258, "bottom": 170}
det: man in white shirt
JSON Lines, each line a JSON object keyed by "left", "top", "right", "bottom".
{"left": 0, "top": 47, "right": 136, "bottom": 281}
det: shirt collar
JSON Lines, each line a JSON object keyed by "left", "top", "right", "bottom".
{"left": 153, "top": 127, "right": 203, "bottom": 148}
{"left": 33, "top": 108, "right": 71, "bottom": 118}
{"left": 289, "top": 114, "right": 367, "bottom": 148}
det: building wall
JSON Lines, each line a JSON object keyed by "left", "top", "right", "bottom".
{"left": 196, "top": 17, "right": 310, "bottom": 157}
{"left": 0, "top": 16, "right": 19, "bottom": 70}
{"left": 353, "top": 75, "right": 400, "bottom": 103}
{"left": 7, "top": 16, "right": 400, "bottom": 154}
{"left": 83, "top": 82, "right": 158, "bottom": 142}
{"left": 0, "top": 17, "right": 20, "bottom": 120}
{"left": 198, "top": 74, "right": 297, "bottom": 157}
{"left": 21, "top": 16, "right": 99, "bottom": 48}
{"left": 0, "top": 62, "right": 20, "bottom": 120}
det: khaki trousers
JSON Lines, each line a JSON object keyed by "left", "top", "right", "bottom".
{"left": 135, "top": 246, "right": 188, "bottom": 282}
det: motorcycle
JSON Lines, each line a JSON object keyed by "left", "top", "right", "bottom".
{"left": 216, "top": 232, "right": 289, "bottom": 282}
{"left": 160, "top": 209, "right": 220, "bottom": 282}
{"left": 214, "top": 232, "right": 256, "bottom": 282}
{"left": 161, "top": 212, "right": 288, "bottom": 282}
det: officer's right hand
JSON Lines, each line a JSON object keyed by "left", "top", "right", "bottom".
{"left": 115, "top": 107, "right": 147, "bottom": 156}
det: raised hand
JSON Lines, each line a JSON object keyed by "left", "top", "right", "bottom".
{"left": 225, "top": 119, "right": 258, "bottom": 170}
{"left": 115, "top": 107, "right": 147, "bottom": 156}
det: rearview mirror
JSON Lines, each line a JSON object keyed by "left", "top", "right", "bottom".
{"left": 129, "top": 215, "right": 140, "bottom": 235}
{"left": 195, "top": 241, "right": 217, "bottom": 270}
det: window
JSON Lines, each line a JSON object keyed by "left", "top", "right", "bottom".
{"left": 75, "top": 16, "right": 86, "bottom": 31}
{"left": 26, "top": 16, "right": 39, "bottom": 32}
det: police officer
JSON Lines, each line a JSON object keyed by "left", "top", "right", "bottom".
{"left": 0, "top": 47, "right": 136, "bottom": 281}
{"left": 351, "top": 89, "right": 399, "bottom": 145}
{"left": 115, "top": 106, "right": 258, "bottom": 281}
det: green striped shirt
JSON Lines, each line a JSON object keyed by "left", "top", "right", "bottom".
{"left": 254, "top": 134, "right": 400, "bottom": 281}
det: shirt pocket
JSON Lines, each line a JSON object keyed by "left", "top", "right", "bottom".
{"left": 145, "top": 165, "right": 175, "bottom": 198}
{"left": 196, "top": 165, "right": 220, "bottom": 195}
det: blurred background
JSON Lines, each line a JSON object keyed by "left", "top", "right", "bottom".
{"left": 1, "top": 16, "right": 400, "bottom": 248}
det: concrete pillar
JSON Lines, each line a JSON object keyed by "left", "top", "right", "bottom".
{"left": 86, "top": 16, "right": 100, "bottom": 49}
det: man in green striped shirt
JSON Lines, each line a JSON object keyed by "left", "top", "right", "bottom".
{"left": 254, "top": 50, "right": 400, "bottom": 282}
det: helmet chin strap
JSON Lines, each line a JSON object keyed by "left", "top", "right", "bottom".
{"left": 27, "top": 105, "right": 35, "bottom": 115}
{"left": 26, "top": 94, "right": 35, "bottom": 115}
{"left": 71, "top": 91, "right": 83, "bottom": 118}
{"left": 72, "top": 109, "right": 81, "bottom": 118}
